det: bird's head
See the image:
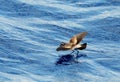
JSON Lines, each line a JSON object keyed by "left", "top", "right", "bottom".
{"left": 56, "top": 42, "right": 72, "bottom": 51}
{"left": 56, "top": 42, "right": 66, "bottom": 51}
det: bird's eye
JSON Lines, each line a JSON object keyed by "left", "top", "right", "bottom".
{"left": 60, "top": 42, "right": 65, "bottom": 46}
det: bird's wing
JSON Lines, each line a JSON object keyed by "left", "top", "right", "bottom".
{"left": 69, "top": 32, "right": 87, "bottom": 45}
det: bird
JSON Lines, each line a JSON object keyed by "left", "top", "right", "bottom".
{"left": 56, "top": 32, "right": 87, "bottom": 55}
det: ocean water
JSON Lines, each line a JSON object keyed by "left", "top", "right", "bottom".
{"left": 0, "top": 0, "right": 120, "bottom": 82}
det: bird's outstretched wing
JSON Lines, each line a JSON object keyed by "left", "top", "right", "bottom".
{"left": 69, "top": 32, "right": 87, "bottom": 45}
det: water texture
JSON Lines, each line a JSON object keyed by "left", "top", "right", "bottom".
{"left": 0, "top": 0, "right": 120, "bottom": 82}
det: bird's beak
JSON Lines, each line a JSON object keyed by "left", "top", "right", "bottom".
{"left": 56, "top": 48, "right": 59, "bottom": 51}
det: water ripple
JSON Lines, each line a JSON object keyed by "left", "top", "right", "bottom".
{"left": 0, "top": 0, "right": 120, "bottom": 82}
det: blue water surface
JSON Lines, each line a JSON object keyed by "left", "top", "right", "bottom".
{"left": 0, "top": 0, "right": 120, "bottom": 82}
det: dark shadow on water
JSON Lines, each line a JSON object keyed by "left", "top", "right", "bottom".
{"left": 55, "top": 53, "right": 87, "bottom": 65}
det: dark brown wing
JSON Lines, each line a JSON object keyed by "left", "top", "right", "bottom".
{"left": 69, "top": 32, "right": 87, "bottom": 45}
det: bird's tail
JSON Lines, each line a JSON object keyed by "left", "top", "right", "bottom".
{"left": 77, "top": 43, "right": 87, "bottom": 50}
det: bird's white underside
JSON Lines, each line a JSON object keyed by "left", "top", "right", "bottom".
{"left": 71, "top": 44, "right": 82, "bottom": 50}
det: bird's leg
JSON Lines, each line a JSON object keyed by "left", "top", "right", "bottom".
{"left": 75, "top": 50, "right": 79, "bottom": 58}
{"left": 72, "top": 50, "right": 79, "bottom": 62}
{"left": 70, "top": 50, "right": 79, "bottom": 55}
{"left": 77, "top": 50, "right": 79, "bottom": 56}
{"left": 70, "top": 50, "right": 75, "bottom": 55}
